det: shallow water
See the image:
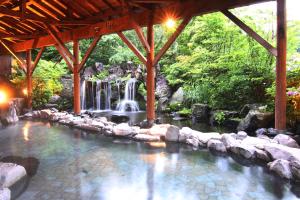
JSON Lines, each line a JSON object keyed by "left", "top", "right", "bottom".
{"left": 0, "top": 121, "right": 299, "bottom": 200}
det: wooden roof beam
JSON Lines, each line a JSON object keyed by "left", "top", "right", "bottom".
{"left": 8, "top": 0, "right": 274, "bottom": 52}
{"left": 118, "top": 32, "right": 147, "bottom": 64}
{"left": 54, "top": 44, "right": 73, "bottom": 71}
{"left": 222, "top": 10, "right": 277, "bottom": 56}
{"left": 0, "top": 39, "right": 26, "bottom": 71}
{"left": 78, "top": 35, "right": 101, "bottom": 71}
{"left": 31, "top": 46, "right": 45, "bottom": 75}
{"left": 154, "top": 15, "right": 192, "bottom": 65}
{"left": 45, "top": 24, "right": 74, "bottom": 62}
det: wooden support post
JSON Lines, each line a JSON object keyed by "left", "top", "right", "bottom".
{"left": 154, "top": 16, "right": 192, "bottom": 65}
{"left": 117, "top": 32, "right": 147, "bottom": 65}
{"left": 73, "top": 40, "right": 81, "bottom": 115}
{"left": 222, "top": 10, "right": 277, "bottom": 56}
{"left": 275, "top": 0, "right": 287, "bottom": 130}
{"left": 26, "top": 50, "right": 32, "bottom": 109}
{"left": 146, "top": 13, "right": 155, "bottom": 124}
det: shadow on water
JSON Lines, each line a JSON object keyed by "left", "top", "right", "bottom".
{"left": 0, "top": 156, "right": 39, "bottom": 200}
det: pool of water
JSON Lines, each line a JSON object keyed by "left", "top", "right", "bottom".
{"left": 0, "top": 121, "right": 299, "bottom": 200}
{"left": 87, "top": 110, "right": 234, "bottom": 133}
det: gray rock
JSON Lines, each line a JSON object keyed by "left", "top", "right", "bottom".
{"left": 196, "top": 132, "right": 221, "bottom": 147}
{"left": 239, "top": 103, "right": 265, "bottom": 117}
{"left": 237, "top": 110, "right": 274, "bottom": 132}
{"left": 179, "top": 127, "right": 195, "bottom": 142}
{"left": 221, "top": 134, "right": 239, "bottom": 149}
{"left": 191, "top": 104, "right": 210, "bottom": 122}
{"left": 0, "top": 188, "right": 10, "bottom": 200}
{"left": 255, "top": 148, "right": 271, "bottom": 162}
{"left": 268, "top": 159, "right": 292, "bottom": 179}
{"left": 273, "top": 134, "right": 300, "bottom": 148}
{"left": 207, "top": 139, "right": 227, "bottom": 153}
{"left": 237, "top": 131, "right": 248, "bottom": 140}
{"left": 49, "top": 95, "right": 61, "bottom": 104}
{"left": 165, "top": 125, "right": 180, "bottom": 142}
{"left": 133, "top": 134, "right": 160, "bottom": 142}
{"left": 290, "top": 160, "right": 300, "bottom": 181}
{"left": 255, "top": 128, "right": 268, "bottom": 136}
{"left": 156, "top": 75, "right": 171, "bottom": 112}
{"left": 112, "top": 123, "right": 139, "bottom": 137}
{"left": 40, "top": 109, "right": 52, "bottom": 119}
{"left": 263, "top": 143, "right": 300, "bottom": 162}
{"left": 186, "top": 137, "right": 200, "bottom": 148}
{"left": 170, "top": 87, "right": 184, "bottom": 104}
{"left": 231, "top": 144, "right": 256, "bottom": 159}
{"left": 0, "top": 162, "right": 26, "bottom": 188}
{"left": 0, "top": 102, "right": 18, "bottom": 125}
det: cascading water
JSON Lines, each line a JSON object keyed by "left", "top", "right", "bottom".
{"left": 103, "top": 82, "right": 111, "bottom": 110}
{"left": 96, "top": 81, "right": 101, "bottom": 110}
{"left": 116, "top": 79, "right": 121, "bottom": 104}
{"left": 116, "top": 78, "right": 140, "bottom": 112}
{"left": 81, "top": 80, "right": 86, "bottom": 110}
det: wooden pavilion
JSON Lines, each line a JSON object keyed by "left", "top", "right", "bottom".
{"left": 0, "top": 0, "right": 287, "bottom": 129}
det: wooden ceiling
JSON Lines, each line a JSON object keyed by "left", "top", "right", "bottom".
{"left": 0, "top": 0, "right": 274, "bottom": 53}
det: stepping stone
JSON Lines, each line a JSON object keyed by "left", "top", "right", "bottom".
{"left": 0, "top": 163, "right": 26, "bottom": 188}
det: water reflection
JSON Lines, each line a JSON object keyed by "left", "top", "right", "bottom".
{"left": 0, "top": 121, "right": 299, "bottom": 200}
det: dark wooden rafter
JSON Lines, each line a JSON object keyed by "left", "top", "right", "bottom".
{"left": 0, "top": 39, "right": 26, "bottom": 71}
{"left": 45, "top": 24, "right": 75, "bottom": 62}
{"left": 7, "top": 0, "right": 274, "bottom": 52}
{"left": 222, "top": 10, "right": 277, "bottom": 57}
{"left": 54, "top": 44, "right": 73, "bottom": 71}
{"left": 78, "top": 35, "right": 101, "bottom": 71}
{"left": 31, "top": 46, "right": 45, "bottom": 75}
{"left": 154, "top": 15, "right": 192, "bottom": 65}
{"left": 117, "top": 32, "right": 147, "bottom": 64}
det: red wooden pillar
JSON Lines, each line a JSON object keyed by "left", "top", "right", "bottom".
{"left": 73, "top": 40, "right": 81, "bottom": 115}
{"left": 146, "top": 13, "right": 155, "bottom": 124}
{"left": 26, "top": 50, "right": 32, "bottom": 109}
{"left": 275, "top": 0, "right": 287, "bottom": 130}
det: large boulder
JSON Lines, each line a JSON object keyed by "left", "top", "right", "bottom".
{"left": 170, "top": 87, "right": 184, "bottom": 104}
{"left": 149, "top": 124, "right": 179, "bottom": 139}
{"left": 179, "top": 127, "right": 197, "bottom": 142}
{"left": 165, "top": 125, "right": 180, "bottom": 142}
{"left": 230, "top": 144, "right": 256, "bottom": 159}
{"left": 0, "top": 163, "right": 26, "bottom": 188}
{"left": 263, "top": 143, "right": 300, "bottom": 162}
{"left": 0, "top": 102, "right": 18, "bottom": 125}
{"left": 273, "top": 134, "right": 300, "bottom": 148}
{"left": 133, "top": 134, "right": 161, "bottom": 142}
{"left": 207, "top": 139, "right": 226, "bottom": 153}
{"left": 112, "top": 123, "right": 139, "bottom": 137}
{"left": 237, "top": 110, "right": 274, "bottom": 132}
{"left": 268, "top": 159, "right": 293, "bottom": 179}
{"left": 221, "top": 133, "right": 239, "bottom": 149}
{"left": 290, "top": 160, "right": 300, "bottom": 181}
{"left": 239, "top": 103, "right": 265, "bottom": 117}
{"left": 196, "top": 132, "right": 221, "bottom": 147}
{"left": 40, "top": 109, "right": 52, "bottom": 119}
{"left": 191, "top": 104, "right": 210, "bottom": 122}
{"left": 0, "top": 188, "right": 10, "bottom": 200}
{"left": 155, "top": 75, "right": 171, "bottom": 112}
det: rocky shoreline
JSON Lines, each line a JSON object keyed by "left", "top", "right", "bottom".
{"left": 1, "top": 108, "right": 300, "bottom": 200}
{"left": 25, "top": 109, "right": 300, "bottom": 182}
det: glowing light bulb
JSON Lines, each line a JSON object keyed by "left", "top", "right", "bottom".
{"left": 23, "top": 88, "right": 28, "bottom": 96}
{"left": 166, "top": 18, "right": 176, "bottom": 28}
{"left": 0, "top": 91, "right": 7, "bottom": 104}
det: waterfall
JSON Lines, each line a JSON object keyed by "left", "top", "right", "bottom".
{"left": 103, "top": 82, "right": 111, "bottom": 110}
{"left": 81, "top": 80, "right": 86, "bottom": 110}
{"left": 116, "top": 79, "right": 121, "bottom": 104}
{"left": 116, "top": 78, "right": 140, "bottom": 112}
{"left": 96, "top": 81, "right": 101, "bottom": 110}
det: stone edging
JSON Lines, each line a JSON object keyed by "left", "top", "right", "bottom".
{"left": 22, "top": 109, "right": 300, "bottom": 183}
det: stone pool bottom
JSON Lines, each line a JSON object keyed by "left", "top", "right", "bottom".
{"left": 0, "top": 120, "right": 299, "bottom": 200}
